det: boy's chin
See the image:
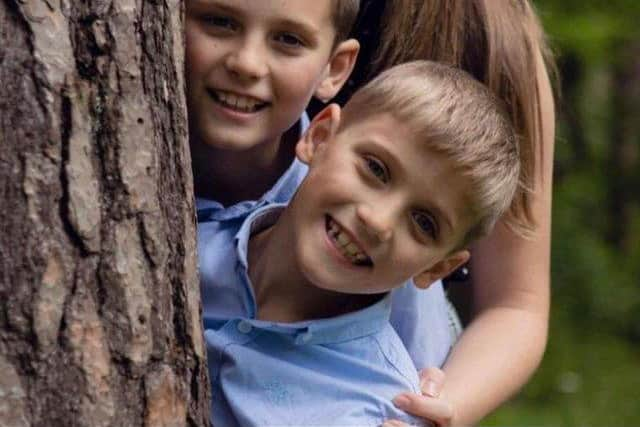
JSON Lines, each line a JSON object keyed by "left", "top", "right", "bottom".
{"left": 199, "top": 130, "right": 264, "bottom": 152}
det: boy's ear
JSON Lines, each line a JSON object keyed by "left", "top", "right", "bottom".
{"left": 296, "top": 104, "right": 341, "bottom": 164}
{"left": 314, "top": 39, "right": 360, "bottom": 102}
{"left": 413, "top": 250, "right": 470, "bottom": 289}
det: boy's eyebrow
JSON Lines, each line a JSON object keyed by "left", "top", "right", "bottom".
{"left": 273, "top": 17, "right": 322, "bottom": 38}
{"left": 191, "top": 0, "right": 323, "bottom": 37}
{"left": 373, "top": 141, "right": 456, "bottom": 235}
{"left": 191, "top": 0, "right": 239, "bottom": 14}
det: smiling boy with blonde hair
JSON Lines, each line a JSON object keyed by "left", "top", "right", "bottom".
{"left": 199, "top": 60, "right": 519, "bottom": 426}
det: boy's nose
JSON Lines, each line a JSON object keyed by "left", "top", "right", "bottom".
{"left": 225, "top": 37, "right": 268, "bottom": 81}
{"left": 356, "top": 204, "right": 393, "bottom": 242}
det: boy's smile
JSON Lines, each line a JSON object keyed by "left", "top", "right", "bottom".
{"left": 325, "top": 214, "right": 373, "bottom": 267}
{"left": 208, "top": 89, "right": 269, "bottom": 114}
{"left": 185, "top": 0, "right": 340, "bottom": 153}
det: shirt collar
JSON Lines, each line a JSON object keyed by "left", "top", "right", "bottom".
{"left": 235, "top": 203, "right": 286, "bottom": 271}
{"left": 233, "top": 204, "right": 391, "bottom": 345}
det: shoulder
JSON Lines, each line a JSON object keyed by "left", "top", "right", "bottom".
{"left": 389, "top": 281, "right": 454, "bottom": 369}
{"left": 328, "top": 324, "right": 422, "bottom": 393}
{"left": 214, "top": 325, "right": 426, "bottom": 426}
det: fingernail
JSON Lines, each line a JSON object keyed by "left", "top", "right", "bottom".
{"left": 393, "top": 395, "right": 410, "bottom": 409}
{"left": 425, "top": 380, "right": 439, "bottom": 397}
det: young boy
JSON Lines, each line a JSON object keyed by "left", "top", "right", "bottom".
{"left": 188, "top": 0, "right": 456, "bottom": 374}
{"left": 198, "top": 61, "right": 520, "bottom": 426}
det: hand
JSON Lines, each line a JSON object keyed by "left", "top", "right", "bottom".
{"left": 382, "top": 367, "right": 455, "bottom": 427}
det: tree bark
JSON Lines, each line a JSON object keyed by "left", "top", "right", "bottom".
{"left": 0, "top": 1, "right": 210, "bottom": 426}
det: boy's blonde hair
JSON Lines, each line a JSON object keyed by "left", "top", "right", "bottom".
{"left": 331, "top": 0, "right": 360, "bottom": 44}
{"left": 340, "top": 60, "right": 519, "bottom": 245}
{"left": 347, "top": 0, "right": 555, "bottom": 237}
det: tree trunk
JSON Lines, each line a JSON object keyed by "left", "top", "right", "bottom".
{"left": 0, "top": 1, "right": 210, "bottom": 426}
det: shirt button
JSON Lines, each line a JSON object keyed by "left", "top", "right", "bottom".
{"left": 237, "top": 320, "right": 252, "bottom": 334}
{"left": 299, "top": 331, "right": 313, "bottom": 343}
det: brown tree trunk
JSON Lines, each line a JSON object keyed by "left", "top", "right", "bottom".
{"left": 0, "top": 1, "right": 210, "bottom": 426}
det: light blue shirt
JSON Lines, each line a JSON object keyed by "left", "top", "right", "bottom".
{"left": 199, "top": 204, "right": 427, "bottom": 427}
{"left": 196, "top": 113, "right": 454, "bottom": 370}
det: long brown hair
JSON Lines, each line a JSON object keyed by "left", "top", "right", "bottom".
{"left": 340, "top": 0, "right": 555, "bottom": 236}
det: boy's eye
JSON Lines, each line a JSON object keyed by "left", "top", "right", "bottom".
{"left": 412, "top": 212, "right": 437, "bottom": 239}
{"left": 274, "top": 32, "right": 305, "bottom": 48}
{"left": 202, "top": 15, "right": 238, "bottom": 31}
{"left": 364, "top": 156, "right": 389, "bottom": 183}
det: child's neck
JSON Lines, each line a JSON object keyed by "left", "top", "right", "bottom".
{"left": 191, "top": 127, "right": 298, "bottom": 206}
{"left": 247, "top": 213, "right": 378, "bottom": 323}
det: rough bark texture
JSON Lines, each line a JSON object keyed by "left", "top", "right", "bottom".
{"left": 0, "top": 1, "right": 210, "bottom": 426}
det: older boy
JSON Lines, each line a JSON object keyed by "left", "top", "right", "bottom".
{"left": 199, "top": 61, "right": 520, "bottom": 426}
{"left": 186, "top": 0, "right": 360, "bottom": 206}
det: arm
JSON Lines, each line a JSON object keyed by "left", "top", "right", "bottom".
{"left": 394, "top": 49, "right": 556, "bottom": 426}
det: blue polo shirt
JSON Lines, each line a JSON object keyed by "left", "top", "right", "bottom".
{"left": 199, "top": 204, "right": 427, "bottom": 427}
{"left": 196, "top": 114, "right": 453, "bottom": 369}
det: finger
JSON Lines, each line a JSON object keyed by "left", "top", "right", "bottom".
{"left": 419, "top": 367, "right": 445, "bottom": 397}
{"left": 381, "top": 420, "right": 410, "bottom": 427}
{"left": 393, "top": 392, "right": 453, "bottom": 426}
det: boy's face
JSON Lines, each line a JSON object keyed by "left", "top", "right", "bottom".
{"left": 185, "top": 0, "right": 349, "bottom": 151}
{"left": 289, "top": 106, "right": 471, "bottom": 294}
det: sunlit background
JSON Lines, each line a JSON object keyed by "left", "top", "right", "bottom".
{"left": 484, "top": 1, "right": 640, "bottom": 425}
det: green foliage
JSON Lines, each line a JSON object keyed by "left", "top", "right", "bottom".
{"left": 484, "top": 322, "right": 640, "bottom": 426}
{"left": 552, "top": 174, "right": 639, "bottom": 330}
{"left": 537, "top": 0, "right": 640, "bottom": 64}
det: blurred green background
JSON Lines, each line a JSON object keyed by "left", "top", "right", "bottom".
{"left": 483, "top": 1, "right": 640, "bottom": 425}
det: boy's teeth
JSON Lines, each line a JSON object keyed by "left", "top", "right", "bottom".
{"left": 214, "top": 90, "right": 263, "bottom": 112}
{"left": 345, "top": 242, "right": 360, "bottom": 256}
{"left": 326, "top": 217, "right": 371, "bottom": 266}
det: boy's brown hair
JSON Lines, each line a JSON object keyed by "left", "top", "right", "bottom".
{"left": 331, "top": 0, "right": 360, "bottom": 44}
{"left": 340, "top": 60, "right": 520, "bottom": 246}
